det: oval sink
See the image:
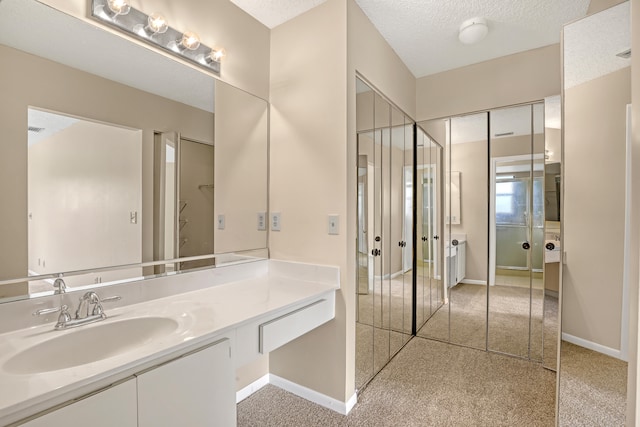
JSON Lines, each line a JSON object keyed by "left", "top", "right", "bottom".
{"left": 4, "top": 317, "right": 179, "bottom": 375}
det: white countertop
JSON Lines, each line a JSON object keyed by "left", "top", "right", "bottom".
{"left": 0, "top": 260, "right": 339, "bottom": 425}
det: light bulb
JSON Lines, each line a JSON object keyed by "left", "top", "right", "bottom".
{"left": 147, "top": 13, "right": 168, "bottom": 34}
{"left": 208, "top": 48, "right": 226, "bottom": 63}
{"left": 180, "top": 31, "right": 200, "bottom": 50}
{"left": 107, "top": 0, "right": 131, "bottom": 16}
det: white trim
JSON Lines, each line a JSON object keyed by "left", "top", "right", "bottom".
{"left": 269, "top": 374, "right": 357, "bottom": 415}
{"left": 236, "top": 374, "right": 270, "bottom": 403}
{"left": 621, "top": 103, "right": 632, "bottom": 362}
{"left": 562, "top": 333, "right": 626, "bottom": 361}
{"left": 460, "top": 279, "right": 487, "bottom": 285}
{"left": 374, "top": 270, "right": 404, "bottom": 281}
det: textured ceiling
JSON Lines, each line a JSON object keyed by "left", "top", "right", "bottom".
{"left": 564, "top": 1, "right": 631, "bottom": 89}
{"left": 230, "top": 0, "right": 590, "bottom": 78}
{"left": 354, "top": 0, "right": 591, "bottom": 77}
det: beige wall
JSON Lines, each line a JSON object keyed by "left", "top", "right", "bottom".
{"left": 28, "top": 119, "right": 142, "bottom": 277}
{"left": 214, "top": 81, "right": 269, "bottom": 253}
{"left": 629, "top": 0, "right": 639, "bottom": 423}
{"left": 563, "top": 67, "right": 630, "bottom": 350}
{"left": 268, "top": 0, "right": 349, "bottom": 402}
{"left": 267, "top": 0, "right": 416, "bottom": 403}
{"left": 0, "top": 45, "right": 212, "bottom": 292}
{"left": 588, "top": 0, "right": 627, "bottom": 14}
{"left": 450, "top": 141, "right": 488, "bottom": 282}
{"left": 416, "top": 45, "right": 560, "bottom": 121}
{"left": 38, "top": 0, "right": 270, "bottom": 99}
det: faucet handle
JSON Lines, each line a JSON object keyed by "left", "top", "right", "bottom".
{"left": 34, "top": 304, "right": 72, "bottom": 329}
{"left": 91, "top": 295, "right": 122, "bottom": 316}
{"left": 33, "top": 306, "right": 63, "bottom": 316}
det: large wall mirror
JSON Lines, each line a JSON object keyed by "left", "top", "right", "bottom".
{"left": 559, "top": 1, "right": 630, "bottom": 424}
{"left": 0, "top": 0, "right": 268, "bottom": 301}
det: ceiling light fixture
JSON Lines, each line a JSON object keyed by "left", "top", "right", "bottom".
{"left": 91, "top": 0, "right": 223, "bottom": 74}
{"left": 458, "top": 17, "right": 489, "bottom": 45}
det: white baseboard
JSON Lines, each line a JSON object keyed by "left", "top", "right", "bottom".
{"left": 235, "top": 373, "right": 357, "bottom": 415}
{"left": 236, "top": 373, "right": 270, "bottom": 403}
{"left": 460, "top": 279, "right": 486, "bottom": 285}
{"left": 269, "top": 374, "right": 357, "bottom": 415}
{"left": 562, "top": 333, "right": 627, "bottom": 361}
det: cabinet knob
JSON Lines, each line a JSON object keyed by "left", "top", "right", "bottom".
{"left": 522, "top": 242, "right": 531, "bottom": 250}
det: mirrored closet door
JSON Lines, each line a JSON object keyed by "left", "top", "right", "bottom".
{"left": 416, "top": 101, "right": 558, "bottom": 366}
{"left": 488, "top": 103, "right": 545, "bottom": 361}
{"left": 355, "top": 77, "right": 415, "bottom": 390}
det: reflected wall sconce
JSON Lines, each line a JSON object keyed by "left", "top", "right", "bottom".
{"left": 91, "top": 0, "right": 224, "bottom": 74}
{"left": 458, "top": 17, "right": 489, "bottom": 45}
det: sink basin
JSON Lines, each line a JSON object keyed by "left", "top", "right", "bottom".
{"left": 4, "top": 317, "right": 179, "bottom": 375}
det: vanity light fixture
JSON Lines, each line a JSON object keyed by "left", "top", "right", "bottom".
{"left": 458, "top": 17, "right": 489, "bottom": 45}
{"left": 145, "top": 13, "right": 169, "bottom": 35}
{"left": 206, "top": 48, "right": 226, "bottom": 64}
{"left": 177, "top": 31, "right": 201, "bottom": 51}
{"left": 106, "top": 0, "right": 130, "bottom": 17}
{"left": 91, "top": 0, "right": 222, "bottom": 74}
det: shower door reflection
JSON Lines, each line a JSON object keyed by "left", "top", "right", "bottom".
{"left": 488, "top": 103, "right": 545, "bottom": 360}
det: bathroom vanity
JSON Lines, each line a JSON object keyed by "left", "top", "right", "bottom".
{"left": 0, "top": 260, "right": 339, "bottom": 426}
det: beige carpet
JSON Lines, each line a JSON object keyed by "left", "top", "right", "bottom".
{"left": 238, "top": 337, "right": 557, "bottom": 426}
{"left": 417, "top": 282, "right": 557, "bottom": 363}
{"left": 558, "top": 342, "right": 627, "bottom": 426}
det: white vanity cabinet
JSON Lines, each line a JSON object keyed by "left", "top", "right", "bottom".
{"left": 446, "top": 241, "right": 466, "bottom": 287}
{"left": 20, "top": 379, "right": 137, "bottom": 427}
{"left": 137, "top": 338, "right": 235, "bottom": 427}
{"left": 456, "top": 241, "right": 466, "bottom": 284}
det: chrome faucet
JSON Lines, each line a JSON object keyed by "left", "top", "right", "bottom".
{"left": 34, "top": 291, "right": 121, "bottom": 330}
{"left": 53, "top": 274, "right": 66, "bottom": 294}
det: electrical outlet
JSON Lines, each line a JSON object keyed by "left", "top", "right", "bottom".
{"left": 217, "top": 214, "right": 225, "bottom": 230}
{"left": 271, "top": 212, "right": 281, "bottom": 231}
{"left": 328, "top": 214, "right": 339, "bottom": 235}
{"left": 257, "top": 212, "right": 266, "bottom": 231}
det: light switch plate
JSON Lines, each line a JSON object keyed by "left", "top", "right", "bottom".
{"left": 271, "top": 212, "right": 281, "bottom": 231}
{"left": 257, "top": 212, "right": 266, "bottom": 231}
{"left": 328, "top": 214, "right": 339, "bottom": 235}
{"left": 217, "top": 214, "right": 225, "bottom": 230}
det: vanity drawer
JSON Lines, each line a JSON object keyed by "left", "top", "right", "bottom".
{"left": 259, "top": 295, "right": 334, "bottom": 354}
{"left": 235, "top": 291, "right": 335, "bottom": 367}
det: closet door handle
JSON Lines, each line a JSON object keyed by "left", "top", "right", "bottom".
{"left": 434, "top": 235, "right": 439, "bottom": 240}
{"left": 375, "top": 236, "right": 381, "bottom": 242}
{"left": 522, "top": 242, "right": 531, "bottom": 250}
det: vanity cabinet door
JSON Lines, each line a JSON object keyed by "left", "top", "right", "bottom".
{"left": 137, "top": 338, "right": 235, "bottom": 427}
{"left": 21, "top": 378, "right": 137, "bottom": 427}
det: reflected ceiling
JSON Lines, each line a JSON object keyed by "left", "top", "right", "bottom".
{"left": 0, "top": 0, "right": 214, "bottom": 112}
